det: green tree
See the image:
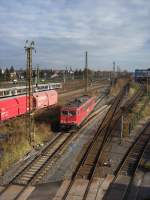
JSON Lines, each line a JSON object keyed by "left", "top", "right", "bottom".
{"left": 78, "top": 69, "right": 83, "bottom": 76}
{"left": 10, "top": 66, "right": 15, "bottom": 73}
{"left": 4, "top": 68, "right": 10, "bottom": 81}
{"left": 0, "top": 68, "right": 4, "bottom": 81}
{"left": 39, "top": 70, "right": 45, "bottom": 79}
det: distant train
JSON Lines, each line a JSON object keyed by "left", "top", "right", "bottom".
{"left": 60, "top": 95, "right": 96, "bottom": 128}
{"left": 0, "top": 90, "right": 58, "bottom": 121}
{"left": 135, "top": 69, "right": 150, "bottom": 82}
{"left": 0, "top": 82, "right": 62, "bottom": 98}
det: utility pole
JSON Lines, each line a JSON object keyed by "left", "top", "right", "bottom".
{"left": 121, "top": 114, "right": 123, "bottom": 140}
{"left": 147, "top": 71, "right": 149, "bottom": 97}
{"left": 63, "top": 69, "right": 66, "bottom": 83}
{"left": 112, "top": 61, "right": 116, "bottom": 85}
{"left": 35, "top": 65, "right": 39, "bottom": 86}
{"left": 113, "top": 61, "right": 116, "bottom": 72}
{"left": 85, "top": 51, "right": 88, "bottom": 93}
{"left": 25, "top": 40, "right": 35, "bottom": 146}
{"left": 120, "top": 107, "right": 124, "bottom": 144}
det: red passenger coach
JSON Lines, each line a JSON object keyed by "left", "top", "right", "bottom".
{"left": 60, "top": 95, "right": 96, "bottom": 127}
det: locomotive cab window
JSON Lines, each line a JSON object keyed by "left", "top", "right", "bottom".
{"left": 68, "top": 111, "right": 76, "bottom": 116}
{"left": 62, "top": 111, "right": 68, "bottom": 115}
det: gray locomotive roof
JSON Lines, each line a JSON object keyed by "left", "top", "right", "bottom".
{"left": 64, "top": 95, "right": 91, "bottom": 108}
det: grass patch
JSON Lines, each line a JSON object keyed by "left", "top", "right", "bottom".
{"left": 110, "top": 78, "right": 129, "bottom": 96}
{"left": 0, "top": 118, "right": 53, "bottom": 174}
{"left": 128, "top": 82, "right": 139, "bottom": 98}
{"left": 123, "top": 95, "right": 150, "bottom": 136}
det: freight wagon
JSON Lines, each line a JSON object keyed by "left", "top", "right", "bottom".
{"left": 0, "top": 90, "right": 58, "bottom": 121}
{"left": 60, "top": 95, "right": 96, "bottom": 128}
{"left": 33, "top": 90, "right": 57, "bottom": 109}
{"left": 0, "top": 95, "right": 27, "bottom": 121}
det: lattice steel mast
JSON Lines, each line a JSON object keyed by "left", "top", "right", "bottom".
{"left": 25, "top": 40, "right": 35, "bottom": 146}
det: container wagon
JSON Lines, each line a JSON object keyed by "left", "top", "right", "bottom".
{"left": 60, "top": 95, "right": 96, "bottom": 128}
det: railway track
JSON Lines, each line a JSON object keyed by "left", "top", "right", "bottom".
{"left": 52, "top": 84, "right": 145, "bottom": 200}
{"left": 52, "top": 84, "right": 127, "bottom": 200}
{"left": 103, "top": 121, "right": 150, "bottom": 200}
{"left": 13, "top": 133, "right": 73, "bottom": 185}
{"left": 0, "top": 133, "right": 72, "bottom": 194}
{"left": 0, "top": 98, "right": 109, "bottom": 200}
{"left": 0, "top": 83, "right": 142, "bottom": 200}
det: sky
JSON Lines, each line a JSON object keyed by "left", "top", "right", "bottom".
{"left": 0, "top": 0, "right": 150, "bottom": 71}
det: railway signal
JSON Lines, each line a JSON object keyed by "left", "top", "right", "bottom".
{"left": 24, "top": 40, "right": 36, "bottom": 146}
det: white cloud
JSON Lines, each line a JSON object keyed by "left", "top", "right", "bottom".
{"left": 0, "top": 0, "right": 150, "bottom": 69}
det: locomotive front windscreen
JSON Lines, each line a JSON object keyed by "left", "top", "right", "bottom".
{"left": 61, "top": 110, "right": 76, "bottom": 116}
{"left": 62, "top": 110, "right": 68, "bottom": 115}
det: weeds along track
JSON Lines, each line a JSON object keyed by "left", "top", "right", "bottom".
{"left": 0, "top": 133, "right": 73, "bottom": 199}
{"left": 104, "top": 121, "right": 150, "bottom": 200}
{"left": 12, "top": 133, "right": 73, "bottom": 185}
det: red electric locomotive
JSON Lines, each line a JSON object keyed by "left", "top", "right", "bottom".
{"left": 60, "top": 95, "right": 96, "bottom": 128}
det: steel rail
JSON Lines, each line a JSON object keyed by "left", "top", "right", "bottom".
{"left": 0, "top": 98, "right": 108, "bottom": 200}
{"left": 60, "top": 84, "right": 127, "bottom": 200}
{"left": 104, "top": 121, "right": 150, "bottom": 200}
